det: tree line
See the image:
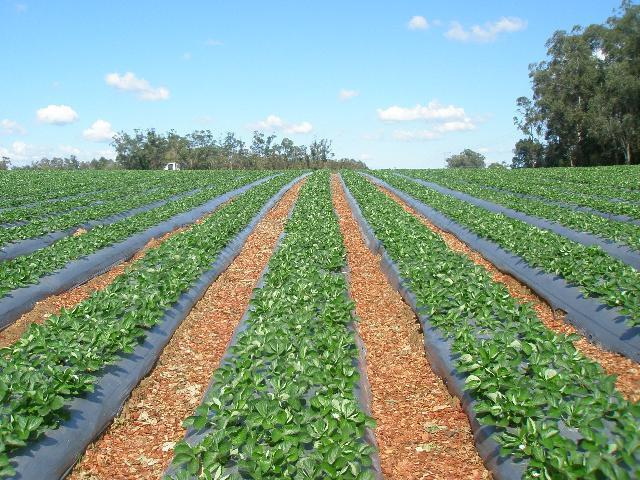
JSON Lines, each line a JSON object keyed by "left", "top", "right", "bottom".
{"left": 4, "top": 130, "right": 368, "bottom": 171}
{"left": 513, "top": 2, "right": 639, "bottom": 167}
{"left": 112, "top": 129, "right": 366, "bottom": 170}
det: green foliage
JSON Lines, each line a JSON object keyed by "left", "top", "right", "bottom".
{"left": 373, "top": 171, "right": 640, "bottom": 326}
{"left": 167, "top": 172, "right": 376, "bottom": 479}
{"left": 0, "top": 173, "right": 299, "bottom": 477}
{"left": 445, "top": 149, "right": 486, "bottom": 169}
{"left": 515, "top": 3, "right": 640, "bottom": 166}
{"left": 112, "top": 128, "right": 367, "bottom": 171}
{"left": 401, "top": 165, "right": 640, "bottom": 218}
{"left": 400, "top": 169, "right": 640, "bottom": 251}
{"left": 512, "top": 138, "right": 545, "bottom": 168}
{"left": 0, "top": 174, "right": 215, "bottom": 246}
{"left": 342, "top": 170, "right": 640, "bottom": 479}
{"left": 0, "top": 171, "right": 273, "bottom": 296}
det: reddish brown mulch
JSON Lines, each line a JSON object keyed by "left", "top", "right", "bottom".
{"left": 332, "top": 176, "right": 489, "bottom": 480}
{"left": 376, "top": 184, "right": 640, "bottom": 403}
{"left": 68, "top": 180, "right": 304, "bottom": 480}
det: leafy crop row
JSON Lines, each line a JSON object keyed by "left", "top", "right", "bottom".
{"left": 0, "top": 173, "right": 243, "bottom": 247}
{"left": 168, "top": 171, "right": 376, "bottom": 480}
{"left": 342, "top": 171, "right": 640, "bottom": 480}
{"left": 0, "top": 170, "right": 159, "bottom": 209}
{"left": 0, "top": 172, "right": 299, "bottom": 478}
{"left": 399, "top": 170, "right": 640, "bottom": 251}
{"left": 0, "top": 176, "right": 171, "bottom": 224}
{"left": 409, "top": 168, "right": 640, "bottom": 218}
{"left": 371, "top": 171, "right": 640, "bottom": 327}
{"left": 0, "top": 172, "right": 270, "bottom": 297}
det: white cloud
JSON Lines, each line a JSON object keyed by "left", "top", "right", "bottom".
{"left": 377, "top": 100, "right": 466, "bottom": 122}
{"left": 205, "top": 39, "right": 224, "bottom": 46}
{"left": 408, "top": 16, "right": 428, "bottom": 30}
{"left": 339, "top": 89, "right": 359, "bottom": 101}
{"left": 392, "top": 117, "right": 476, "bottom": 141}
{"left": 436, "top": 119, "right": 476, "bottom": 132}
{"left": 445, "top": 17, "right": 527, "bottom": 43}
{"left": 59, "top": 145, "right": 81, "bottom": 156}
{"left": 105, "top": 72, "right": 170, "bottom": 101}
{"left": 0, "top": 141, "right": 115, "bottom": 166}
{"left": 0, "top": 119, "right": 26, "bottom": 135}
{"left": 253, "top": 115, "right": 313, "bottom": 134}
{"left": 83, "top": 119, "right": 116, "bottom": 142}
{"left": 393, "top": 130, "right": 440, "bottom": 141}
{"left": 36, "top": 104, "right": 79, "bottom": 125}
{"left": 11, "top": 141, "right": 27, "bottom": 155}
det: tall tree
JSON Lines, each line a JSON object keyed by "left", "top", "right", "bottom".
{"left": 513, "top": 2, "right": 640, "bottom": 167}
{"left": 446, "top": 149, "right": 486, "bottom": 168}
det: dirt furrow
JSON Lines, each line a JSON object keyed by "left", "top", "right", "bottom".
{"left": 69, "top": 180, "right": 304, "bottom": 480}
{"left": 332, "top": 175, "right": 488, "bottom": 480}
{"left": 375, "top": 183, "right": 640, "bottom": 403}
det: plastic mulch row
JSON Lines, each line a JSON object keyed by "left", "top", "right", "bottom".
{"left": 364, "top": 174, "right": 640, "bottom": 362}
{"left": 7, "top": 174, "right": 306, "bottom": 480}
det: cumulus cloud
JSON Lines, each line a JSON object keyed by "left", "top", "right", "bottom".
{"left": 83, "top": 119, "right": 116, "bottom": 142}
{"left": 391, "top": 117, "right": 476, "bottom": 141}
{"left": 36, "top": 104, "right": 79, "bottom": 125}
{"left": 408, "top": 16, "right": 428, "bottom": 30}
{"left": 0, "top": 119, "right": 26, "bottom": 135}
{"left": 339, "top": 89, "right": 359, "bottom": 101}
{"left": 105, "top": 72, "right": 170, "bottom": 101}
{"left": 445, "top": 17, "right": 527, "bottom": 43}
{"left": 253, "top": 115, "right": 313, "bottom": 134}
{"left": 377, "top": 100, "right": 466, "bottom": 122}
{"left": 0, "top": 141, "right": 115, "bottom": 166}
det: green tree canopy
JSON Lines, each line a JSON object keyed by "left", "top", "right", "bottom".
{"left": 513, "top": 2, "right": 640, "bottom": 167}
{"left": 446, "top": 149, "right": 486, "bottom": 168}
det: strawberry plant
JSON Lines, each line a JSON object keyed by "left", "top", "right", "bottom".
{"left": 342, "top": 171, "right": 640, "bottom": 480}
{"left": 0, "top": 173, "right": 250, "bottom": 247}
{"left": 0, "top": 171, "right": 271, "bottom": 297}
{"left": 372, "top": 171, "right": 640, "bottom": 327}
{"left": 405, "top": 167, "right": 640, "bottom": 218}
{"left": 0, "top": 172, "right": 300, "bottom": 478}
{"left": 168, "top": 171, "right": 377, "bottom": 480}
{"left": 400, "top": 170, "right": 640, "bottom": 251}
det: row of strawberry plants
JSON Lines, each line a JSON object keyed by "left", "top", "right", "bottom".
{"left": 0, "top": 172, "right": 300, "bottom": 478}
{"left": 0, "top": 172, "right": 253, "bottom": 247}
{"left": 501, "top": 165, "right": 640, "bottom": 193}
{"left": 399, "top": 171, "right": 640, "bottom": 251}
{"left": 0, "top": 170, "right": 158, "bottom": 209}
{"left": 0, "top": 172, "right": 270, "bottom": 297}
{"left": 372, "top": 171, "right": 640, "bottom": 327}
{"left": 0, "top": 175, "right": 172, "bottom": 224}
{"left": 342, "top": 171, "right": 640, "bottom": 480}
{"left": 168, "top": 171, "right": 377, "bottom": 480}
{"left": 410, "top": 169, "right": 640, "bottom": 218}
{"left": 417, "top": 166, "right": 640, "bottom": 202}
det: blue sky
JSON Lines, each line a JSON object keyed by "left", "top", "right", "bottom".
{"left": 0, "top": 0, "right": 624, "bottom": 168}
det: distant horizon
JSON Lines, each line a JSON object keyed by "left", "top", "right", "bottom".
{"left": 1, "top": 0, "right": 624, "bottom": 169}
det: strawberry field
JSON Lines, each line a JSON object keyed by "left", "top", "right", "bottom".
{"left": 0, "top": 166, "right": 638, "bottom": 479}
